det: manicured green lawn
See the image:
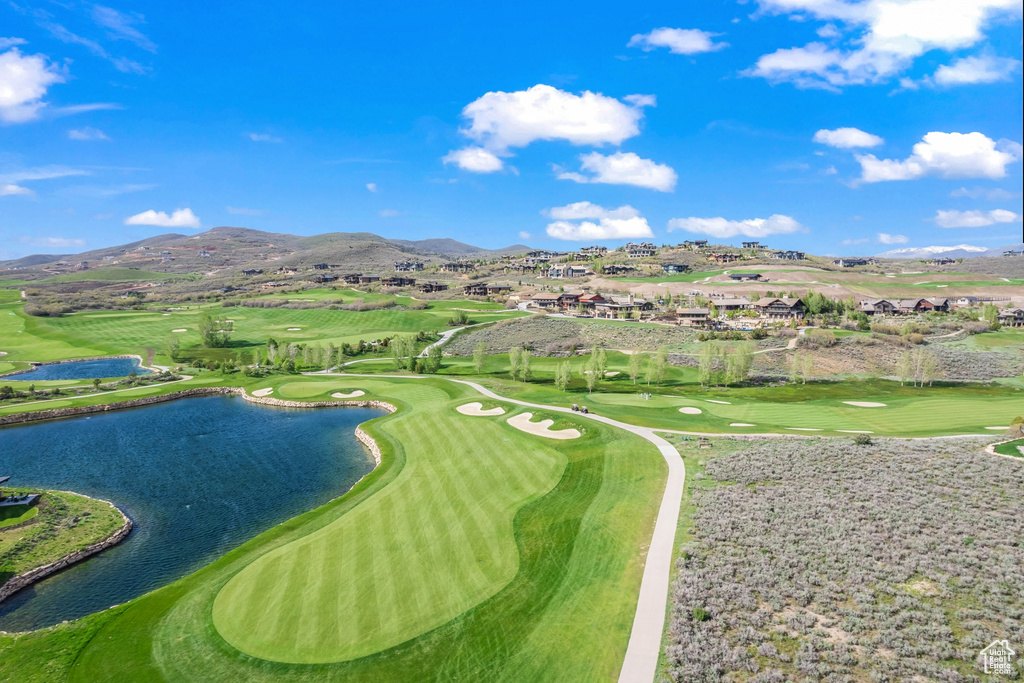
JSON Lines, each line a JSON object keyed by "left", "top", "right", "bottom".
{"left": 0, "top": 504, "right": 39, "bottom": 528}
{"left": 0, "top": 375, "right": 665, "bottom": 682}
{"left": 994, "top": 439, "right": 1024, "bottom": 457}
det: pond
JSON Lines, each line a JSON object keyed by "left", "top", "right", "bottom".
{"left": 4, "top": 357, "right": 152, "bottom": 381}
{"left": 0, "top": 396, "right": 380, "bottom": 631}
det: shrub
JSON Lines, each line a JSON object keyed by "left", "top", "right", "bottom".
{"left": 903, "top": 333, "right": 925, "bottom": 345}
{"left": 963, "top": 321, "right": 990, "bottom": 335}
{"left": 870, "top": 323, "right": 900, "bottom": 335}
{"left": 851, "top": 433, "right": 872, "bottom": 445}
{"left": 692, "top": 607, "right": 711, "bottom": 622}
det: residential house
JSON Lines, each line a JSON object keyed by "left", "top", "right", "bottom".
{"left": 921, "top": 298, "right": 950, "bottom": 312}
{"left": 485, "top": 284, "right": 511, "bottom": 296}
{"left": 930, "top": 257, "right": 955, "bottom": 266}
{"left": 677, "top": 308, "right": 710, "bottom": 326}
{"left": 463, "top": 283, "right": 511, "bottom": 297}
{"left": 557, "top": 291, "right": 583, "bottom": 308}
{"left": 859, "top": 299, "right": 898, "bottom": 315}
{"left": 603, "top": 264, "right": 636, "bottom": 275}
{"left": 714, "top": 297, "right": 751, "bottom": 312}
{"left": 529, "top": 293, "right": 561, "bottom": 310}
{"left": 955, "top": 296, "right": 979, "bottom": 308}
{"left": 728, "top": 272, "right": 761, "bottom": 281}
{"left": 312, "top": 274, "right": 337, "bottom": 284}
{"left": 833, "top": 258, "right": 873, "bottom": 267}
{"left": 897, "top": 298, "right": 927, "bottom": 314}
{"left": 312, "top": 263, "right": 330, "bottom": 270}
{"left": 358, "top": 275, "right": 381, "bottom": 284}
{"left": 394, "top": 260, "right": 424, "bottom": 272}
{"left": 419, "top": 281, "right": 448, "bottom": 293}
{"left": 1003, "top": 249, "right": 1023, "bottom": 256}
{"left": 440, "top": 261, "right": 475, "bottom": 273}
{"left": 382, "top": 276, "right": 416, "bottom": 287}
{"left": 276, "top": 266, "right": 298, "bottom": 275}
{"left": 755, "top": 297, "right": 806, "bottom": 319}
{"left": 577, "top": 293, "right": 606, "bottom": 311}
{"left": 624, "top": 242, "right": 657, "bottom": 258}
{"left": 580, "top": 245, "right": 608, "bottom": 256}
{"left": 342, "top": 273, "right": 362, "bottom": 285}
{"left": 547, "top": 264, "right": 589, "bottom": 278}
{"left": 770, "top": 250, "right": 806, "bottom": 260}
{"left": 708, "top": 252, "right": 740, "bottom": 264}
{"left": 997, "top": 308, "right": 1024, "bottom": 327}
{"left": 241, "top": 268, "right": 264, "bottom": 276}
{"left": 662, "top": 263, "right": 689, "bottom": 274}
{"left": 595, "top": 294, "right": 654, "bottom": 318}
{"left": 682, "top": 240, "right": 709, "bottom": 249}
{"left": 741, "top": 241, "right": 761, "bottom": 249}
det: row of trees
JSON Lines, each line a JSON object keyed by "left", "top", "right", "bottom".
{"left": 698, "top": 342, "right": 754, "bottom": 388}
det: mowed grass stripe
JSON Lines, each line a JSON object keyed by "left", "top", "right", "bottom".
{"left": 211, "top": 389, "right": 566, "bottom": 663}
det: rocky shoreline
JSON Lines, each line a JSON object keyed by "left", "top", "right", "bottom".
{"left": 0, "top": 354, "right": 160, "bottom": 379}
{"left": 0, "top": 497, "right": 133, "bottom": 606}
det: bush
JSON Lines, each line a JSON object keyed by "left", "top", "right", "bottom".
{"left": 901, "top": 321, "right": 932, "bottom": 335}
{"left": 870, "top": 323, "right": 900, "bottom": 335}
{"left": 692, "top": 607, "right": 711, "bottom": 622}
{"left": 903, "top": 333, "right": 925, "bottom": 345}
{"left": 963, "top": 321, "right": 990, "bottom": 335}
{"left": 851, "top": 433, "right": 872, "bottom": 445}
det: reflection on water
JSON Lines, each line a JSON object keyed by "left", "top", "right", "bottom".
{"left": 4, "top": 358, "right": 153, "bottom": 381}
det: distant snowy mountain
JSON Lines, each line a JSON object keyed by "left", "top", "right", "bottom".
{"left": 876, "top": 244, "right": 994, "bottom": 259}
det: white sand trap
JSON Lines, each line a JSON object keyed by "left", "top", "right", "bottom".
{"left": 162, "top": 313, "right": 171, "bottom": 316}
{"left": 605, "top": 371, "right": 620, "bottom": 377}
{"left": 678, "top": 407, "right": 703, "bottom": 415}
{"left": 730, "top": 423, "right": 756, "bottom": 427}
{"left": 331, "top": 390, "right": 365, "bottom": 399}
{"left": 985, "top": 426, "right": 1009, "bottom": 430}
{"left": 706, "top": 399, "right": 731, "bottom": 405}
{"left": 456, "top": 402, "right": 505, "bottom": 416}
{"left": 837, "top": 430, "right": 874, "bottom": 434}
{"left": 936, "top": 285, "right": 948, "bottom": 288}
{"left": 507, "top": 412, "right": 580, "bottom": 440}
{"left": 287, "top": 327, "right": 302, "bottom": 331}
{"left": 171, "top": 328, "right": 187, "bottom": 332}
{"left": 843, "top": 401, "right": 886, "bottom": 407}
{"left": 251, "top": 388, "right": 274, "bottom": 397}
{"left": 786, "top": 427, "right": 823, "bottom": 431}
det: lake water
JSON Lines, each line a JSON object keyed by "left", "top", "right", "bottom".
{"left": 0, "top": 396, "right": 380, "bottom": 631}
{"left": 4, "top": 357, "right": 152, "bottom": 381}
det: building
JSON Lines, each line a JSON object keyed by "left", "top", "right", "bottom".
{"left": 594, "top": 294, "right": 654, "bottom": 318}
{"left": 276, "top": 266, "right": 298, "bottom": 275}
{"left": 833, "top": 258, "right": 874, "bottom": 267}
{"left": 547, "top": 264, "right": 589, "bottom": 279}
{"left": 921, "top": 297, "right": 950, "bottom": 312}
{"left": 677, "top": 308, "right": 710, "bottom": 326}
{"left": 623, "top": 242, "right": 656, "bottom": 258}
{"left": 770, "top": 250, "right": 805, "bottom": 260}
{"left": 358, "top": 275, "right": 381, "bottom": 284}
{"left": 754, "top": 297, "right": 806, "bottom": 319}
{"left": 579, "top": 245, "right": 608, "bottom": 257}
{"left": 955, "top": 296, "right": 979, "bottom": 308}
{"left": 708, "top": 252, "right": 740, "bottom": 264}
{"left": 997, "top": 308, "right": 1024, "bottom": 327}
{"left": 312, "top": 274, "right": 337, "bottom": 284}
{"left": 662, "top": 264, "right": 689, "bottom": 274}
{"left": 859, "top": 299, "right": 898, "bottom": 315}
{"left": 931, "top": 257, "right": 955, "bottom": 266}
{"left": 682, "top": 240, "right": 709, "bottom": 249}
{"left": 312, "top": 263, "right": 330, "bottom": 270}
{"left": 241, "top": 268, "right": 263, "bottom": 276}
{"left": 394, "top": 260, "right": 424, "bottom": 272}
{"left": 419, "top": 281, "right": 448, "bottom": 293}
{"left": 897, "top": 298, "right": 927, "bottom": 314}
{"left": 440, "top": 261, "right": 475, "bottom": 273}
{"left": 463, "top": 283, "right": 512, "bottom": 297}
{"left": 741, "top": 241, "right": 762, "bottom": 249}
{"left": 714, "top": 297, "right": 751, "bottom": 312}
{"left": 486, "top": 284, "right": 512, "bottom": 296}
{"left": 1003, "top": 249, "right": 1023, "bottom": 256}
{"left": 603, "top": 264, "right": 636, "bottom": 275}
{"left": 342, "top": 273, "right": 362, "bottom": 284}
{"left": 382, "top": 276, "right": 416, "bottom": 287}
{"left": 577, "top": 293, "right": 606, "bottom": 311}
{"left": 529, "top": 292, "right": 560, "bottom": 309}
{"left": 728, "top": 273, "right": 761, "bottom": 281}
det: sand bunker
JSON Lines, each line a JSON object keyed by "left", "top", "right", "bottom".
{"left": 706, "top": 399, "right": 731, "bottom": 405}
{"left": 786, "top": 427, "right": 823, "bottom": 431}
{"left": 331, "top": 390, "right": 365, "bottom": 399}
{"left": 507, "top": 412, "right": 580, "bottom": 440}
{"left": 843, "top": 401, "right": 886, "bottom": 407}
{"left": 162, "top": 313, "right": 171, "bottom": 316}
{"left": 985, "top": 426, "right": 1010, "bottom": 430}
{"left": 837, "top": 430, "right": 874, "bottom": 434}
{"left": 456, "top": 402, "right": 506, "bottom": 416}
{"left": 605, "top": 371, "right": 620, "bottom": 377}
{"left": 730, "top": 423, "right": 755, "bottom": 427}
{"left": 251, "top": 388, "right": 274, "bottom": 397}
{"left": 287, "top": 327, "right": 302, "bottom": 331}
{"left": 678, "top": 407, "right": 703, "bottom": 415}
{"left": 171, "top": 328, "right": 187, "bottom": 332}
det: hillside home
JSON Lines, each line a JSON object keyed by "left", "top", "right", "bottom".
{"left": 708, "top": 252, "right": 740, "bottom": 264}
{"left": 463, "top": 283, "right": 512, "bottom": 297}
{"left": 580, "top": 245, "right": 608, "bottom": 256}
{"left": 577, "top": 293, "right": 606, "bottom": 310}
{"left": 921, "top": 298, "right": 950, "bottom": 312}
{"left": 754, "top": 297, "right": 806, "bottom": 319}
{"left": 529, "top": 293, "right": 560, "bottom": 310}
{"left": 834, "top": 258, "right": 875, "bottom": 267}
{"left": 312, "top": 274, "right": 337, "bottom": 284}
{"left": 677, "top": 308, "right": 710, "bottom": 326}
{"left": 603, "top": 264, "right": 636, "bottom": 275}
{"left": 931, "top": 257, "right": 955, "bottom": 266}
{"left": 595, "top": 295, "right": 653, "bottom": 318}
{"left": 728, "top": 273, "right": 761, "bottom": 281}
{"left": 276, "top": 266, "right": 298, "bottom": 274}
{"left": 1003, "top": 249, "right": 1023, "bottom": 256}
{"left": 358, "top": 275, "right": 381, "bottom": 284}
{"left": 394, "top": 260, "right": 424, "bottom": 272}
{"left": 382, "top": 276, "right": 416, "bottom": 287}
{"left": 955, "top": 296, "right": 979, "bottom": 308}
{"left": 859, "top": 299, "right": 898, "bottom": 315}
{"left": 440, "top": 261, "right": 475, "bottom": 273}
{"left": 662, "top": 264, "right": 689, "bottom": 274}
{"left": 241, "top": 268, "right": 263, "bottom": 276}
{"left": 557, "top": 291, "right": 583, "bottom": 308}
{"left": 715, "top": 297, "right": 751, "bottom": 312}
{"left": 313, "top": 263, "right": 330, "bottom": 270}
{"left": 771, "top": 250, "right": 805, "bottom": 260}
{"left": 682, "top": 240, "right": 708, "bottom": 249}
{"left": 624, "top": 242, "right": 656, "bottom": 258}
{"left": 997, "top": 308, "right": 1024, "bottom": 327}
{"left": 419, "top": 281, "right": 448, "bottom": 293}
{"left": 342, "top": 273, "right": 362, "bottom": 284}
{"left": 741, "top": 241, "right": 761, "bottom": 249}
{"left": 547, "top": 264, "right": 590, "bottom": 279}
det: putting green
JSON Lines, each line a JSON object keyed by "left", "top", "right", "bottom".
{"left": 212, "top": 382, "right": 566, "bottom": 663}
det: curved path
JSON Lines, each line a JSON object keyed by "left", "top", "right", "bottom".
{"left": 325, "top": 372, "right": 684, "bottom": 683}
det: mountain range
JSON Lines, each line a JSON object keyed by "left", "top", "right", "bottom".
{"left": 875, "top": 243, "right": 1024, "bottom": 259}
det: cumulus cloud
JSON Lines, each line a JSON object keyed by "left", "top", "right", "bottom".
{"left": 247, "top": 132, "right": 282, "bottom": 143}
{"left": 877, "top": 232, "right": 908, "bottom": 244}
{"left": 124, "top": 208, "right": 201, "bottom": 228}
{"left": 557, "top": 151, "right": 677, "bottom": 191}
{"left": 627, "top": 28, "right": 728, "bottom": 55}
{"left": 746, "top": 0, "right": 1022, "bottom": 89}
{"left": 543, "top": 202, "right": 654, "bottom": 241}
{"left": 442, "top": 146, "right": 504, "bottom": 173}
{"left": 1, "top": 184, "right": 33, "bottom": 196}
{"left": 813, "top": 127, "right": 884, "bottom": 148}
{"left": 667, "top": 214, "right": 804, "bottom": 239}
{"left": 18, "top": 235, "right": 85, "bottom": 248}
{"left": 518, "top": 231, "right": 531, "bottom": 239}
{"left": 365, "top": 182, "right": 378, "bottom": 192}
{"left": 933, "top": 54, "right": 1021, "bottom": 86}
{"left": 0, "top": 48, "right": 65, "bottom": 123}
{"left": 856, "top": 131, "right": 1021, "bottom": 182}
{"left": 68, "top": 126, "right": 110, "bottom": 141}
{"left": 933, "top": 208, "right": 1023, "bottom": 228}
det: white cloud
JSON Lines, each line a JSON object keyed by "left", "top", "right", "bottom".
{"left": 950, "top": 186, "right": 1016, "bottom": 200}
{"left": 856, "top": 131, "right": 1020, "bottom": 182}
{"left": 0, "top": 165, "right": 88, "bottom": 184}
{"left": 365, "top": 182, "right": 378, "bottom": 192}
{"left": 747, "top": 0, "right": 1022, "bottom": 88}
{"left": 442, "top": 146, "right": 504, "bottom": 173}
{"left": 933, "top": 208, "right": 1023, "bottom": 228}
{"left": 543, "top": 202, "right": 654, "bottom": 241}
{"left": 124, "top": 208, "right": 201, "bottom": 229}
{"left": 0, "top": 38, "right": 27, "bottom": 50}
{"left": 379, "top": 209, "right": 400, "bottom": 218}
{"left": 933, "top": 54, "right": 1021, "bottom": 86}
{"left": 813, "top": 127, "right": 884, "bottom": 148}
{"left": 667, "top": 214, "right": 804, "bottom": 239}
{"left": 18, "top": 235, "right": 85, "bottom": 248}
{"left": 247, "top": 132, "right": 282, "bottom": 143}
{"left": 0, "top": 48, "right": 65, "bottom": 123}
{"left": 841, "top": 237, "right": 870, "bottom": 245}
{"left": 90, "top": 6, "right": 157, "bottom": 53}
{"left": 877, "top": 232, "right": 908, "bottom": 244}
{"left": 627, "top": 28, "right": 729, "bottom": 55}
{"left": 226, "top": 206, "right": 263, "bottom": 216}
{"left": 457, "top": 84, "right": 651, "bottom": 153}
{"left": 557, "top": 151, "right": 677, "bottom": 192}
{"left": 1, "top": 184, "right": 33, "bottom": 196}
{"left": 68, "top": 126, "right": 110, "bottom": 141}
{"left": 518, "top": 231, "right": 532, "bottom": 240}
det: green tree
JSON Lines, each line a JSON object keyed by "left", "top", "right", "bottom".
{"left": 165, "top": 335, "right": 180, "bottom": 362}
{"left": 594, "top": 347, "right": 607, "bottom": 378}
{"left": 519, "top": 349, "right": 532, "bottom": 382}
{"left": 473, "top": 341, "right": 487, "bottom": 374}
{"left": 509, "top": 346, "right": 522, "bottom": 381}
{"left": 555, "top": 361, "right": 571, "bottom": 392}
{"left": 424, "top": 344, "right": 443, "bottom": 374}
{"left": 585, "top": 356, "right": 598, "bottom": 394}
{"left": 698, "top": 343, "right": 717, "bottom": 389}
{"left": 198, "top": 311, "right": 232, "bottom": 348}
{"left": 896, "top": 350, "right": 912, "bottom": 386}
{"left": 628, "top": 349, "right": 642, "bottom": 385}
{"left": 648, "top": 346, "right": 669, "bottom": 387}
{"left": 727, "top": 342, "right": 753, "bottom": 386}
{"left": 92, "top": 378, "right": 102, "bottom": 391}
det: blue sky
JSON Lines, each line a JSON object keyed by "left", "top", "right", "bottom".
{"left": 1, "top": 0, "right": 1022, "bottom": 260}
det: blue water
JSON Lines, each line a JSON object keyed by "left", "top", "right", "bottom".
{"left": 5, "top": 357, "right": 152, "bottom": 381}
{"left": 0, "top": 396, "right": 380, "bottom": 631}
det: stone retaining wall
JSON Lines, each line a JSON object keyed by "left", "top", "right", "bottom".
{"left": 0, "top": 499, "right": 132, "bottom": 605}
